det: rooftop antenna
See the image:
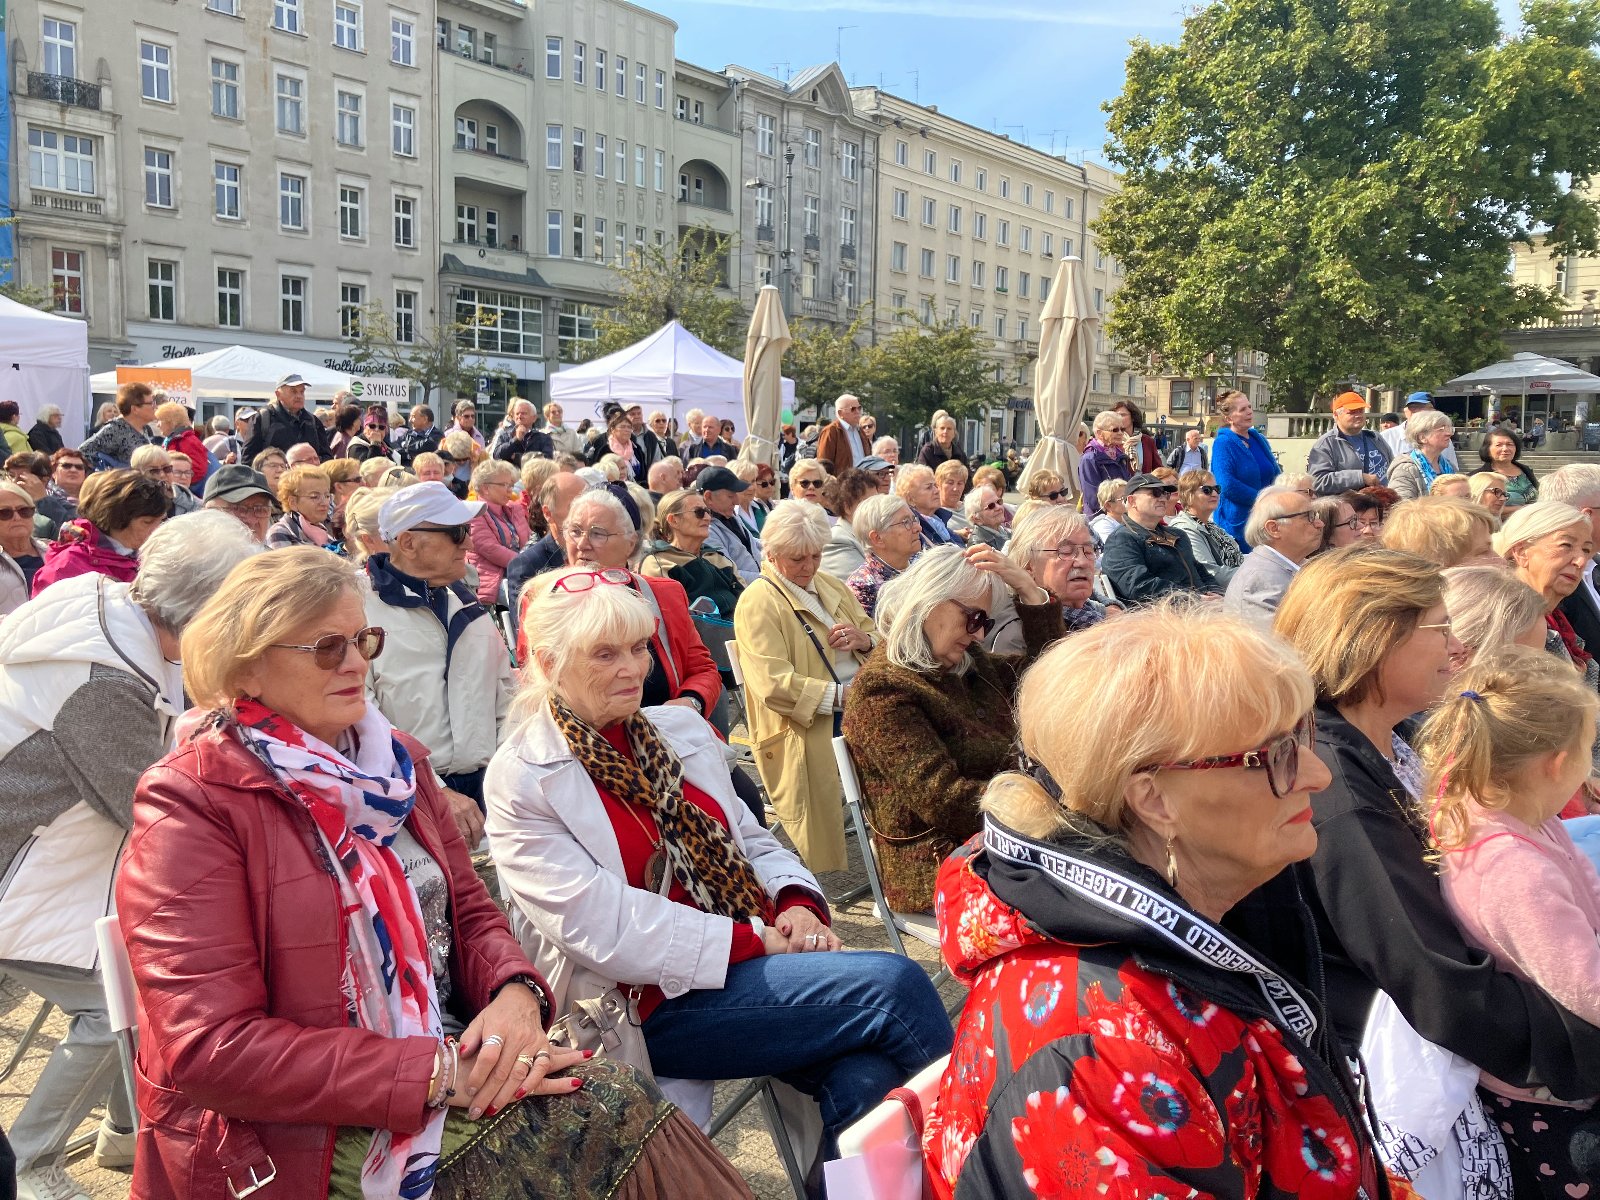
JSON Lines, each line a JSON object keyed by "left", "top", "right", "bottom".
{"left": 908, "top": 68, "right": 919, "bottom": 104}
{"left": 1003, "top": 123, "right": 1026, "bottom": 143}
{"left": 1046, "top": 129, "right": 1068, "bottom": 155}
{"left": 770, "top": 60, "right": 791, "bottom": 82}
{"left": 835, "top": 25, "right": 856, "bottom": 65}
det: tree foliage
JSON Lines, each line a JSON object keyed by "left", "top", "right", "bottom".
{"left": 867, "top": 320, "right": 1015, "bottom": 433}
{"left": 1095, "top": 0, "right": 1600, "bottom": 407}
{"left": 782, "top": 310, "right": 876, "bottom": 421}
{"left": 346, "top": 302, "right": 513, "bottom": 401}
{"left": 578, "top": 230, "right": 743, "bottom": 361}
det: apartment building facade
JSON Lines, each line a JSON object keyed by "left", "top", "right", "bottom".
{"left": 10, "top": 0, "right": 437, "bottom": 381}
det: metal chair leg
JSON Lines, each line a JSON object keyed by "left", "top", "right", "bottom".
{"left": 758, "top": 1081, "right": 811, "bottom": 1200}
{"left": 0, "top": 997, "right": 55, "bottom": 1083}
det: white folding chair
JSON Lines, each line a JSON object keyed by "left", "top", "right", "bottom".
{"left": 93, "top": 914, "right": 139, "bottom": 1133}
{"left": 825, "top": 1053, "right": 951, "bottom": 1200}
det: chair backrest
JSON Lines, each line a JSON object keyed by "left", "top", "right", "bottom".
{"left": 831, "top": 735, "right": 905, "bottom": 954}
{"left": 94, "top": 914, "right": 137, "bottom": 1034}
{"left": 829, "top": 1052, "right": 952, "bottom": 1200}
{"left": 726, "top": 639, "right": 747, "bottom": 688}
{"left": 693, "top": 616, "right": 736, "bottom": 674}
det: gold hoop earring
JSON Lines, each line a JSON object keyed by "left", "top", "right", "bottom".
{"left": 1165, "top": 836, "right": 1179, "bottom": 889}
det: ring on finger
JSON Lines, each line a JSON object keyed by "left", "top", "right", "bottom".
{"left": 483, "top": 1034, "right": 505, "bottom": 1049}
{"left": 516, "top": 1053, "right": 539, "bottom": 1070}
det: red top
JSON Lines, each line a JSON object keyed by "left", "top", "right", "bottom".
{"left": 595, "top": 724, "right": 826, "bottom": 1019}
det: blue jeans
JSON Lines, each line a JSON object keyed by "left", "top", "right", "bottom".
{"left": 642, "top": 951, "right": 952, "bottom": 1142}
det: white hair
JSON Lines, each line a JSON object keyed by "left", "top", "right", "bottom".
{"left": 210, "top": 415, "right": 233, "bottom": 434}
{"left": 1005, "top": 505, "right": 1089, "bottom": 567}
{"left": 1405, "top": 410, "right": 1452, "bottom": 447}
{"left": 1244, "top": 485, "right": 1303, "bottom": 548}
{"left": 963, "top": 485, "right": 999, "bottom": 520}
{"left": 1541, "top": 463, "right": 1600, "bottom": 509}
{"left": 567, "top": 487, "right": 634, "bottom": 545}
{"left": 872, "top": 435, "right": 898, "bottom": 457}
{"left": 852, "top": 493, "right": 913, "bottom": 545}
{"left": 471, "top": 457, "right": 516, "bottom": 492}
{"left": 1273, "top": 472, "right": 1313, "bottom": 491}
{"left": 1092, "top": 410, "right": 1123, "bottom": 435}
{"left": 130, "top": 510, "right": 263, "bottom": 632}
{"left": 1493, "top": 501, "right": 1590, "bottom": 559}
{"left": 37, "top": 404, "right": 61, "bottom": 421}
{"left": 130, "top": 444, "right": 170, "bottom": 471}
{"left": 875, "top": 545, "right": 1001, "bottom": 675}
{"left": 761, "top": 498, "right": 830, "bottom": 559}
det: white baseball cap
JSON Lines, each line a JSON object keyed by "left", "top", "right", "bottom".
{"left": 378, "top": 482, "right": 484, "bottom": 542}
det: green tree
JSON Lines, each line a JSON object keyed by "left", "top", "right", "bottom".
{"left": 0, "top": 219, "right": 55, "bottom": 311}
{"left": 782, "top": 309, "right": 875, "bottom": 421}
{"left": 867, "top": 320, "right": 1013, "bottom": 434}
{"left": 345, "top": 302, "right": 513, "bottom": 401}
{"left": 577, "top": 230, "right": 742, "bottom": 361}
{"left": 1096, "top": 0, "right": 1600, "bottom": 408}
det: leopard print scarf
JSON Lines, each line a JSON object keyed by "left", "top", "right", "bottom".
{"left": 551, "top": 696, "right": 775, "bottom": 922}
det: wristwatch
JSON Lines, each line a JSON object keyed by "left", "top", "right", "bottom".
{"left": 683, "top": 692, "right": 705, "bottom": 715}
{"left": 495, "top": 974, "right": 549, "bottom": 1021}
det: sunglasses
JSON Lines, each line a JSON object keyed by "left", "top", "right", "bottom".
{"left": 365, "top": 423, "right": 388, "bottom": 432}
{"left": 796, "top": 479, "right": 823, "bottom": 489}
{"left": 1196, "top": 485, "right": 1220, "bottom": 496}
{"left": 551, "top": 568, "right": 633, "bottom": 594}
{"left": 982, "top": 500, "right": 1004, "bottom": 511}
{"left": 671, "top": 505, "right": 710, "bottom": 520}
{"left": 1042, "top": 490, "right": 1066, "bottom": 502}
{"left": 1142, "top": 712, "right": 1315, "bottom": 798}
{"left": 951, "top": 600, "right": 995, "bottom": 637}
{"left": 271, "top": 626, "right": 385, "bottom": 670}
{"left": 413, "top": 524, "right": 470, "bottom": 544}
{"left": 1136, "top": 486, "right": 1178, "bottom": 497}
{"left": 0, "top": 505, "right": 35, "bottom": 521}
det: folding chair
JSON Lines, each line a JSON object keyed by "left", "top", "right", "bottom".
{"left": 0, "top": 991, "right": 55, "bottom": 1083}
{"left": 495, "top": 579, "right": 519, "bottom": 667}
{"left": 93, "top": 915, "right": 139, "bottom": 1136}
{"left": 706, "top": 1078, "right": 811, "bottom": 1200}
{"left": 825, "top": 1053, "right": 951, "bottom": 1199}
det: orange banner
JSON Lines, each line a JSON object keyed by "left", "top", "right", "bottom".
{"left": 116, "top": 366, "right": 193, "bottom": 406}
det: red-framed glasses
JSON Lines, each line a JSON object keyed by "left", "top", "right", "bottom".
{"left": 550, "top": 568, "right": 634, "bottom": 594}
{"left": 1139, "top": 712, "right": 1315, "bottom": 798}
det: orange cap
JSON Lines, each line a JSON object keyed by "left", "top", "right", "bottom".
{"left": 1331, "top": 391, "right": 1368, "bottom": 414}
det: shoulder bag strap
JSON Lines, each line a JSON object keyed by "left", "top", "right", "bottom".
{"left": 759, "top": 576, "right": 841, "bottom": 684}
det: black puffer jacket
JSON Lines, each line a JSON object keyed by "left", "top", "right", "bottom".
{"left": 241, "top": 401, "right": 329, "bottom": 462}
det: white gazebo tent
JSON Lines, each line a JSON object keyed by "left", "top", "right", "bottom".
{"left": 548, "top": 320, "right": 795, "bottom": 437}
{"left": 0, "top": 295, "right": 91, "bottom": 439}
{"left": 89, "top": 345, "right": 353, "bottom": 413}
{"left": 1442, "top": 351, "right": 1600, "bottom": 428}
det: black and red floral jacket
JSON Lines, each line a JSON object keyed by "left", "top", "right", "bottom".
{"left": 925, "top": 819, "right": 1396, "bottom": 1200}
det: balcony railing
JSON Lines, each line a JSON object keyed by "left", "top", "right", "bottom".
{"left": 454, "top": 142, "right": 526, "bottom": 165}
{"left": 1523, "top": 308, "right": 1600, "bottom": 330}
{"left": 676, "top": 197, "right": 731, "bottom": 214}
{"left": 840, "top": 242, "right": 856, "bottom": 261}
{"left": 30, "top": 193, "right": 104, "bottom": 215}
{"left": 803, "top": 233, "right": 820, "bottom": 251}
{"left": 755, "top": 224, "right": 774, "bottom": 243}
{"left": 27, "top": 72, "right": 101, "bottom": 109}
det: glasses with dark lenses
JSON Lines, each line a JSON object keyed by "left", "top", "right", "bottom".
{"left": 272, "top": 627, "right": 386, "bottom": 670}
{"left": 0, "top": 505, "right": 35, "bottom": 521}
{"left": 414, "top": 524, "right": 470, "bottom": 544}
{"left": 1043, "top": 490, "right": 1065, "bottom": 502}
{"left": 796, "top": 479, "right": 823, "bottom": 490}
{"left": 1196, "top": 485, "right": 1220, "bottom": 496}
{"left": 550, "top": 568, "right": 634, "bottom": 594}
{"left": 951, "top": 600, "right": 995, "bottom": 637}
{"left": 1141, "top": 712, "right": 1315, "bottom": 798}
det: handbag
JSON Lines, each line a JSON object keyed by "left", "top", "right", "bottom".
{"left": 545, "top": 967, "right": 652, "bottom": 1074}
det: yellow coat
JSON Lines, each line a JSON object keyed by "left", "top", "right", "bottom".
{"left": 733, "top": 562, "right": 874, "bottom": 874}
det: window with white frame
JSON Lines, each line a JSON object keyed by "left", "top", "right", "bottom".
{"left": 593, "top": 217, "right": 606, "bottom": 260}
{"left": 1042, "top": 232, "right": 1053, "bottom": 257}
{"left": 615, "top": 55, "right": 626, "bottom": 96}
{"left": 998, "top": 176, "right": 1010, "bottom": 199}
{"left": 279, "top": 173, "right": 305, "bottom": 229}
{"left": 947, "top": 302, "right": 959, "bottom": 324}
{"left": 1020, "top": 226, "right": 1032, "bottom": 253}
{"left": 634, "top": 145, "right": 644, "bottom": 187}
{"left": 336, "top": 91, "right": 363, "bottom": 147}
{"left": 801, "top": 260, "right": 818, "bottom": 300}
{"left": 546, "top": 125, "right": 561, "bottom": 169}
{"left": 950, "top": 160, "right": 962, "bottom": 184}
{"left": 216, "top": 267, "right": 244, "bottom": 327}
{"left": 274, "top": 0, "right": 301, "bottom": 33}
{"left": 614, "top": 139, "right": 625, "bottom": 181}
{"left": 1093, "top": 287, "right": 1103, "bottom": 312}
{"left": 51, "top": 249, "right": 84, "bottom": 314}
{"left": 1095, "top": 248, "right": 1105, "bottom": 269}
{"left": 392, "top": 103, "right": 415, "bottom": 156}
{"left": 919, "top": 248, "right": 934, "bottom": 277}
{"left": 455, "top": 117, "right": 476, "bottom": 150}
{"left": 574, "top": 42, "right": 585, "bottom": 84}
{"left": 653, "top": 149, "right": 665, "bottom": 191}
{"left": 456, "top": 204, "right": 477, "bottom": 242}
{"left": 148, "top": 259, "right": 177, "bottom": 321}
{"left": 393, "top": 194, "right": 415, "bottom": 247}
{"left": 892, "top": 189, "right": 908, "bottom": 220}
{"left": 140, "top": 42, "right": 172, "bottom": 103}
{"left": 755, "top": 184, "right": 773, "bottom": 230}
{"left": 676, "top": 97, "right": 688, "bottom": 120}
{"left": 920, "top": 296, "right": 934, "bottom": 323}
{"left": 654, "top": 70, "right": 665, "bottom": 109}
{"left": 923, "top": 149, "right": 936, "bottom": 174}
{"left": 1039, "top": 276, "right": 1051, "bottom": 303}
{"left": 457, "top": 288, "right": 543, "bottom": 356}
{"left": 1022, "top": 183, "right": 1033, "bottom": 206}
{"left": 388, "top": 15, "right": 414, "bottom": 64}
{"left": 841, "top": 206, "right": 856, "bottom": 247}
{"left": 211, "top": 59, "right": 240, "bottom": 118}
{"left": 1062, "top": 237, "right": 1073, "bottom": 257}
{"left": 455, "top": 25, "right": 473, "bottom": 56}
{"left": 572, "top": 128, "right": 585, "bottom": 173}
{"left": 894, "top": 140, "right": 907, "bottom": 167}
{"left": 946, "top": 255, "right": 960, "bottom": 283}
{"left": 890, "top": 242, "right": 907, "bottom": 272}
{"left": 42, "top": 18, "right": 77, "bottom": 77}
{"left": 435, "top": 17, "right": 448, "bottom": 48}
{"left": 338, "top": 185, "right": 364, "bottom": 238}
{"left": 803, "top": 195, "right": 819, "bottom": 237}
{"left": 997, "top": 219, "right": 1009, "bottom": 246}
{"left": 970, "top": 310, "right": 982, "bottom": 328}
{"left": 803, "top": 128, "right": 820, "bottom": 168}
{"left": 948, "top": 205, "right": 961, "bottom": 234}
{"left": 842, "top": 268, "right": 857, "bottom": 307}
{"left": 276, "top": 74, "right": 304, "bottom": 134}
{"left": 756, "top": 251, "right": 774, "bottom": 284}
{"left": 334, "top": 1, "right": 361, "bottom": 49}
{"left": 614, "top": 228, "right": 625, "bottom": 263}
{"left": 757, "top": 114, "right": 776, "bottom": 157}
{"left": 635, "top": 63, "right": 646, "bottom": 104}
{"left": 921, "top": 197, "right": 935, "bottom": 226}
{"left": 971, "top": 260, "right": 984, "bottom": 288}
{"left": 594, "top": 48, "right": 605, "bottom": 89}
{"left": 843, "top": 141, "right": 859, "bottom": 181}
{"left": 594, "top": 133, "right": 606, "bottom": 177}
{"left": 144, "top": 148, "right": 173, "bottom": 208}
{"left": 214, "top": 162, "right": 241, "bottom": 218}
{"left": 1018, "top": 271, "right": 1030, "bottom": 298}
{"left": 545, "top": 36, "right": 561, "bottom": 78}
{"left": 557, "top": 301, "right": 597, "bottom": 359}
{"left": 975, "top": 167, "right": 987, "bottom": 192}
{"left": 995, "top": 265, "right": 1009, "bottom": 292}
{"left": 30, "top": 129, "right": 95, "bottom": 194}
{"left": 1064, "top": 196, "right": 1075, "bottom": 219}
{"left": 394, "top": 289, "right": 416, "bottom": 342}
{"left": 340, "top": 282, "right": 365, "bottom": 336}
{"left": 994, "top": 313, "right": 1005, "bottom": 338}
{"left": 546, "top": 210, "right": 561, "bottom": 256}
{"left": 1044, "top": 189, "right": 1054, "bottom": 214}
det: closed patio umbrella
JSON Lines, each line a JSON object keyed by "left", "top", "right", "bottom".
{"left": 1017, "top": 257, "right": 1099, "bottom": 503}
{"left": 737, "top": 284, "right": 792, "bottom": 471}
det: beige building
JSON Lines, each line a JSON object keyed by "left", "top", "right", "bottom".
{"left": 1142, "top": 352, "right": 1272, "bottom": 430}
{"left": 1504, "top": 235, "right": 1600, "bottom": 421}
{"left": 10, "top": 0, "right": 437, "bottom": 402}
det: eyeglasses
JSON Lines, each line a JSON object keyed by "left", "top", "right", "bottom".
{"left": 1196, "top": 485, "right": 1220, "bottom": 496}
{"left": 887, "top": 514, "right": 922, "bottom": 532}
{"left": 1483, "top": 488, "right": 1508, "bottom": 499}
{"left": 1034, "top": 544, "right": 1096, "bottom": 561}
{"left": 1329, "top": 516, "right": 1362, "bottom": 530}
{"left": 1353, "top": 518, "right": 1383, "bottom": 532}
{"left": 796, "top": 478, "right": 824, "bottom": 490}
{"left": 412, "top": 524, "right": 471, "bottom": 545}
{"left": 564, "top": 524, "right": 622, "bottom": 544}
{"left": 0, "top": 505, "right": 35, "bottom": 521}
{"left": 1274, "top": 510, "right": 1322, "bottom": 525}
{"left": 1042, "top": 490, "right": 1066, "bottom": 502}
{"left": 982, "top": 500, "right": 1005, "bottom": 511}
{"left": 950, "top": 600, "right": 995, "bottom": 636}
{"left": 271, "top": 626, "right": 386, "bottom": 670}
{"left": 1141, "top": 712, "right": 1315, "bottom": 798}
{"left": 550, "top": 568, "right": 633, "bottom": 594}
{"left": 1416, "top": 618, "right": 1453, "bottom": 643}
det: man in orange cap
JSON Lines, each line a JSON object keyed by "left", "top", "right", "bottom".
{"left": 1306, "top": 390, "right": 1393, "bottom": 495}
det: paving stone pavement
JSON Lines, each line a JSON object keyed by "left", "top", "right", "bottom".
{"left": 0, "top": 822, "right": 963, "bottom": 1200}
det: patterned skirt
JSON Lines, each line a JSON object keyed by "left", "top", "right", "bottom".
{"left": 328, "top": 1059, "right": 752, "bottom": 1200}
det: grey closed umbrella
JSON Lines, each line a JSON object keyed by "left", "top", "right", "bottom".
{"left": 737, "top": 285, "right": 792, "bottom": 473}
{"left": 1017, "top": 256, "right": 1099, "bottom": 503}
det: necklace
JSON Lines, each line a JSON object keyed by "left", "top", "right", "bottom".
{"left": 614, "top": 795, "right": 669, "bottom": 892}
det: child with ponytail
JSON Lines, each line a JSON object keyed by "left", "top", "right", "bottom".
{"left": 1418, "top": 644, "right": 1600, "bottom": 1194}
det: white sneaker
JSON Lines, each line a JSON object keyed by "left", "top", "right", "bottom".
{"left": 93, "top": 1118, "right": 137, "bottom": 1168}
{"left": 16, "top": 1162, "right": 92, "bottom": 1200}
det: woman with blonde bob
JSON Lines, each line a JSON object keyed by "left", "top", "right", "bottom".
{"left": 1470, "top": 469, "right": 1511, "bottom": 517}
{"left": 1418, "top": 646, "right": 1600, "bottom": 1193}
{"left": 1168, "top": 468, "right": 1243, "bottom": 584}
{"left": 118, "top": 549, "right": 712, "bottom": 1200}
{"left": 1379, "top": 495, "right": 1499, "bottom": 567}
{"left": 842, "top": 543, "right": 1061, "bottom": 912}
{"left": 465, "top": 457, "right": 530, "bottom": 608}
{"left": 264, "top": 463, "right": 333, "bottom": 549}
{"left": 1428, "top": 472, "right": 1472, "bottom": 499}
{"left": 924, "top": 604, "right": 1396, "bottom": 1200}
{"left": 487, "top": 563, "right": 949, "bottom": 1158}
{"left": 340, "top": 488, "right": 389, "bottom": 566}
{"left": 1255, "top": 546, "right": 1600, "bottom": 1190}
{"left": 735, "top": 499, "right": 875, "bottom": 872}
{"left": 786, "top": 457, "right": 830, "bottom": 503}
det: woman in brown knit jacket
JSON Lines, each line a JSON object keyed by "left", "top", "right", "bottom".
{"left": 841, "top": 544, "right": 1063, "bottom": 912}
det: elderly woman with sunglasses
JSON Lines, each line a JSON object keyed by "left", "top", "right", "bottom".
{"left": 962, "top": 484, "right": 1009, "bottom": 550}
{"left": 0, "top": 479, "right": 48, "bottom": 613}
{"left": 925, "top": 605, "right": 1401, "bottom": 1200}
{"left": 1167, "top": 468, "right": 1243, "bottom": 587}
{"left": 843, "top": 544, "right": 1062, "bottom": 913}
{"left": 639, "top": 489, "right": 746, "bottom": 620}
{"left": 486, "top": 560, "right": 951, "bottom": 1160}
{"left": 736, "top": 500, "right": 876, "bottom": 872}
{"left": 787, "top": 458, "right": 830, "bottom": 504}
{"left": 115, "top": 548, "right": 741, "bottom": 1200}
{"left": 1235, "top": 547, "right": 1600, "bottom": 1193}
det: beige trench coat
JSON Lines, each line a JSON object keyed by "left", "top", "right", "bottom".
{"left": 733, "top": 562, "right": 873, "bottom": 873}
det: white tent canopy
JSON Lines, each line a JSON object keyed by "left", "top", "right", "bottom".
{"left": 548, "top": 320, "right": 795, "bottom": 436}
{"left": 89, "top": 345, "right": 353, "bottom": 404}
{"left": 1442, "top": 351, "right": 1600, "bottom": 394}
{"left": 0, "top": 296, "right": 90, "bottom": 439}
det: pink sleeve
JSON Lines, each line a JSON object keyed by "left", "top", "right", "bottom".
{"left": 1451, "top": 830, "right": 1600, "bottom": 1028}
{"left": 468, "top": 513, "right": 519, "bottom": 569}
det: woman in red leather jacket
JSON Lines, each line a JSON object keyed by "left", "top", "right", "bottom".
{"left": 115, "top": 547, "right": 750, "bottom": 1200}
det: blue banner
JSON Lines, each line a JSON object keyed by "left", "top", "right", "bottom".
{"left": 0, "top": 0, "right": 13, "bottom": 282}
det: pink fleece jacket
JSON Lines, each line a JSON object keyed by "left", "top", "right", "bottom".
{"left": 1440, "top": 804, "right": 1600, "bottom": 1106}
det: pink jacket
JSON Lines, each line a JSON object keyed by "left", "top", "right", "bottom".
{"left": 1441, "top": 805, "right": 1600, "bottom": 1104}
{"left": 31, "top": 519, "right": 139, "bottom": 596}
{"left": 467, "top": 501, "right": 532, "bottom": 606}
